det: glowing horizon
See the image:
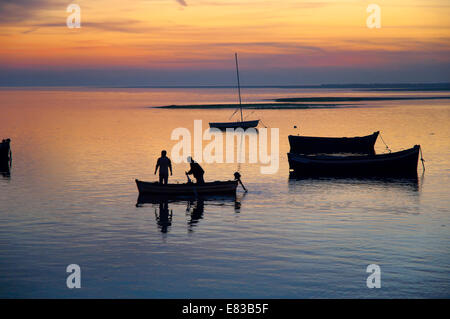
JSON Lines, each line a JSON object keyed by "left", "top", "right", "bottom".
{"left": 0, "top": 0, "right": 449, "bottom": 85}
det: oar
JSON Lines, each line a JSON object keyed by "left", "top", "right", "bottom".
{"left": 234, "top": 172, "right": 248, "bottom": 192}
{"left": 186, "top": 172, "right": 198, "bottom": 198}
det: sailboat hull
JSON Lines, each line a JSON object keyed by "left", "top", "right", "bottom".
{"left": 209, "top": 120, "right": 260, "bottom": 130}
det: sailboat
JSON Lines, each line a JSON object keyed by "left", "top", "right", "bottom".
{"left": 209, "top": 53, "right": 260, "bottom": 130}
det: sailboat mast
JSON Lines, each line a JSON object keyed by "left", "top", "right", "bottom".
{"left": 235, "top": 53, "right": 243, "bottom": 122}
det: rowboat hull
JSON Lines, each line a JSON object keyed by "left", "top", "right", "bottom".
{"left": 288, "top": 131, "right": 379, "bottom": 154}
{"left": 135, "top": 179, "right": 238, "bottom": 196}
{"left": 209, "top": 120, "right": 259, "bottom": 130}
{"left": 288, "top": 145, "right": 420, "bottom": 177}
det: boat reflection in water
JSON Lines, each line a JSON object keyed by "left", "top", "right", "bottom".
{"left": 136, "top": 194, "right": 243, "bottom": 233}
{"left": 288, "top": 171, "right": 420, "bottom": 193}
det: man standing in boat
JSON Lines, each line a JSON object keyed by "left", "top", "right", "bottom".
{"left": 154, "top": 150, "right": 172, "bottom": 185}
{"left": 186, "top": 156, "right": 205, "bottom": 184}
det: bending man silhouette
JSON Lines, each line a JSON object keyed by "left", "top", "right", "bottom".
{"left": 186, "top": 156, "right": 205, "bottom": 184}
{"left": 155, "top": 150, "right": 172, "bottom": 185}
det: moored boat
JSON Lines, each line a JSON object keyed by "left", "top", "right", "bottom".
{"left": 209, "top": 120, "right": 260, "bottom": 130}
{"left": 136, "top": 179, "right": 238, "bottom": 196}
{"left": 288, "top": 131, "right": 379, "bottom": 154}
{"left": 208, "top": 53, "right": 259, "bottom": 130}
{"left": 288, "top": 145, "right": 421, "bottom": 176}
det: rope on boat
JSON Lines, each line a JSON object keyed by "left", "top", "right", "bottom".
{"left": 246, "top": 110, "right": 256, "bottom": 119}
{"left": 229, "top": 108, "right": 239, "bottom": 120}
{"left": 419, "top": 146, "right": 426, "bottom": 172}
{"left": 235, "top": 132, "right": 244, "bottom": 174}
{"left": 379, "top": 133, "right": 392, "bottom": 153}
{"left": 234, "top": 133, "right": 247, "bottom": 192}
{"left": 259, "top": 119, "right": 269, "bottom": 128}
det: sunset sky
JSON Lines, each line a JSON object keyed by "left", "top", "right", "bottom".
{"left": 0, "top": 0, "right": 449, "bottom": 85}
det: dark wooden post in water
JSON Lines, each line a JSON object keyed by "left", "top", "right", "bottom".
{"left": 235, "top": 53, "right": 243, "bottom": 123}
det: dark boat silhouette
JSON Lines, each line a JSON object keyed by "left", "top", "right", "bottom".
{"left": 288, "top": 145, "right": 420, "bottom": 177}
{"left": 135, "top": 179, "right": 238, "bottom": 196}
{"left": 209, "top": 120, "right": 260, "bottom": 130}
{"left": 288, "top": 131, "right": 379, "bottom": 154}
{"left": 209, "top": 53, "right": 259, "bottom": 130}
{"left": 0, "top": 138, "right": 11, "bottom": 162}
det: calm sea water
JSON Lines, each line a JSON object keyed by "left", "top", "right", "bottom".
{"left": 0, "top": 87, "right": 449, "bottom": 298}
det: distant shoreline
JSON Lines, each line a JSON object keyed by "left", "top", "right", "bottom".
{"left": 155, "top": 96, "right": 450, "bottom": 109}
{"left": 273, "top": 96, "right": 450, "bottom": 103}
{"left": 1, "top": 82, "right": 449, "bottom": 91}
{"left": 154, "top": 103, "right": 357, "bottom": 110}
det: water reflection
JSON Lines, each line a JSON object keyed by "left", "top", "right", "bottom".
{"left": 155, "top": 201, "right": 173, "bottom": 233}
{"left": 136, "top": 194, "right": 243, "bottom": 233}
{"left": 288, "top": 172, "right": 420, "bottom": 193}
{"left": 186, "top": 199, "right": 204, "bottom": 230}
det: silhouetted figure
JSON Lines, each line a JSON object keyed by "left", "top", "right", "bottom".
{"left": 186, "top": 156, "right": 205, "bottom": 184}
{"left": 154, "top": 150, "right": 172, "bottom": 185}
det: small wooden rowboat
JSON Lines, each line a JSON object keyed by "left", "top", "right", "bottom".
{"left": 135, "top": 179, "right": 238, "bottom": 196}
{"left": 0, "top": 139, "right": 11, "bottom": 161}
{"left": 288, "top": 145, "right": 420, "bottom": 176}
{"left": 288, "top": 131, "right": 379, "bottom": 154}
{"left": 209, "top": 120, "right": 260, "bottom": 130}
